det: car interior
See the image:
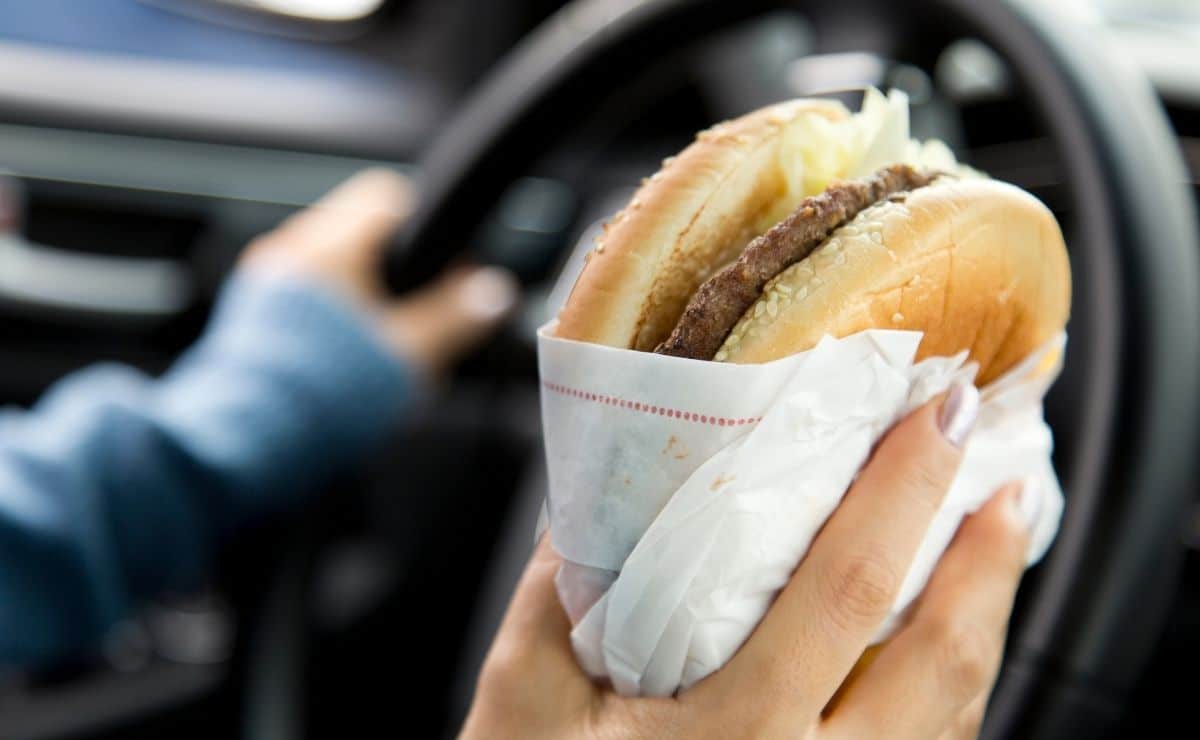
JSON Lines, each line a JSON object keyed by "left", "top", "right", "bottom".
{"left": 0, "top": 0, "right": 1198, "bottom": 738}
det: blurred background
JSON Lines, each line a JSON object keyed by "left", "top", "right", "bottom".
{"left": 0, "top": 0, "right": 1197, "bottom": 738}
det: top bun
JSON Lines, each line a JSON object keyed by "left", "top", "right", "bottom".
{"left": 717, "top": 178, "right": 1070, "bottom": 384}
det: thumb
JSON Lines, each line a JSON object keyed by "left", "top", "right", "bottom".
{"left": 493, "top": 533, "right": 578, "bottom": 662}
{"left": 381, "top": 265, "right": 519, "bottom": 374}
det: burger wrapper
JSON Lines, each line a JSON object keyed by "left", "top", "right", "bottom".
{"left": 537, "top": 322, "right": 1065, "bottom": 697}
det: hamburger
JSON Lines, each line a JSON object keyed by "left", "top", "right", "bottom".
{"left": 554, "top": 90, "right": 1070, "bottom": 384}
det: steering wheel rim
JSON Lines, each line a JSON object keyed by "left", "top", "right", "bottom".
{"left": 375, "top": 1, "right": 1200, "bottom": 736}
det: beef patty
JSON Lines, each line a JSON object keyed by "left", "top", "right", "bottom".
{"left": 654, "top": 164, "right": 940, "bottom": 361}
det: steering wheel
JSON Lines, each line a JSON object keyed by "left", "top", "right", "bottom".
{"left": 246, "top": 1, "right": 1200, "bottom": 738}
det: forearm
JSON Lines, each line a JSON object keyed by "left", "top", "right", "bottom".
{"left": 0, "top": 274, "right": 416, "bottom": 667}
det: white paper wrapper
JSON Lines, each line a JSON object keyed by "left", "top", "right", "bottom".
{"left": 538, "top": 323, "right": 1065, "bottom": 697}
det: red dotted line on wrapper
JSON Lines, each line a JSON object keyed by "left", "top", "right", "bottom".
{"left": 542, "top": 381, "right": 761, "bottom": 427}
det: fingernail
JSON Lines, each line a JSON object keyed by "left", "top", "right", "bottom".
{"left": 1014, "top": 476, "right": 1043, "bottom": 533}
{"left": 459, "top": 266, "right": 518, "bottom": 321}
{"left": 937, "top": 380, "right": 979, "bottom": 448}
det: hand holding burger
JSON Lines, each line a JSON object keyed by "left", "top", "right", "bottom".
{"left": 462, "top": 89, "right": 1068, "bottom": 737}
{"left": 462, "top": 396, "right": 1033, "bottom": 740}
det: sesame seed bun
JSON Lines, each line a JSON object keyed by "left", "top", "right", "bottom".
{"left": 718, "top": 177, "right": 1070, "bottom": 384}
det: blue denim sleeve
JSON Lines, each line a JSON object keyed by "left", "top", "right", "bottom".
{"left": 0, "top": 273, "right": 417, "bottom": 668}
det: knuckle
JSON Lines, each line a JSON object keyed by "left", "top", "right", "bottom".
{"left": 820, "top": 548, "right": 901, "bottom": 630}
{"left": 934, "top": 618, "right": 997, "bottom": 699}
{"left": 894, "top": 454, "right": 952, "bottom": 507}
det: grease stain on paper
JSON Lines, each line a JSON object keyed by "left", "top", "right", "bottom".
{"left": 662, "top": 435, "right": 690, "bottom": 460}
{"left": 710, "top": 473, "right": 736, "bottom": 491}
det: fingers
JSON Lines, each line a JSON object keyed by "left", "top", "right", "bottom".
{"left": 382, "top": 265, "right": 519, "bottom": 373}
{"left": 241, "top": 168, "right": 413, "bottom": 277}
{"left": 706, "top": 382, "right": 979, "bottom": 717}
{"left": 285, "top": 168, "right": 414, "bottom": 261}
{"left": 316, "top": 167, "right": 415, "bottom": 216}
{"left": 822, "top": 481, "right": 1031, "bottom": 740}
{"left": 242, "top": 167, "right": 516, "bottom": 372}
